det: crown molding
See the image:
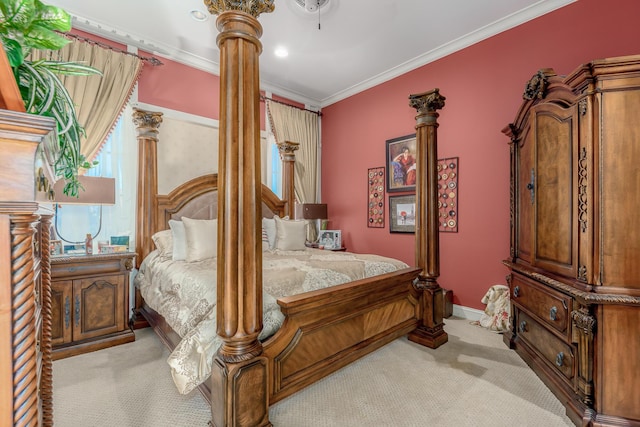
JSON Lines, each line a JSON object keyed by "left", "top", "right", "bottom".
{"left": 319, "top": 0, "right": 576, "bottom": 107}
{"left": 70, "top": 0, "right": 574, "bottom": 109}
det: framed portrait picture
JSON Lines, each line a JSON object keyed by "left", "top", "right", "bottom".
{"left": 386, "top": 134, "right": 417, "bottom": 192}
{"left": 389, "top": 195, "right": 416, "bottom": 233}
{"left": 318, "top": 230, "right": 342, "bottom": 250}
{"left": 50, "top": 240, "right": 63, "bottom": 256}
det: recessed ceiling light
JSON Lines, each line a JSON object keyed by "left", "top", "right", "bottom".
{"left": 190, "top": 9, "right": 208, "bottom": 22}
{"left": 274, "top": 47, "right": 289, "bottom": 58}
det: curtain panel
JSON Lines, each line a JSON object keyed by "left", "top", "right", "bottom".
{"left": 266, "top": 100, "right": 320, "bottom": 204}
{"left": 30, "top": 40, "right": 143, "bottom": 163}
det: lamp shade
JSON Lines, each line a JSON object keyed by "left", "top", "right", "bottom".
{"left": 38, "top": 176, "right": 116, "bottom": 205}
{"left": 294, "top": 203, "right": 327, "bottom": 220}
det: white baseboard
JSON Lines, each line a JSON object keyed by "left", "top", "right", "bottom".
{"left": 450, "top": 304, "right": 484, "bottom": 321}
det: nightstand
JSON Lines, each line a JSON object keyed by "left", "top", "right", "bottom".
{"left": 50, "top": 252, "right": 136, "bottom": 360}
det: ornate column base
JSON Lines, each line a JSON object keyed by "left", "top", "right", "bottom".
{"left": 210, "top": 354, "right": 272, "bottom": 427}
{"left": 408, "top": 279, "right": 448, "bottom": 349}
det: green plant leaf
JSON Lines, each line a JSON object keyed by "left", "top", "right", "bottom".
{"left": 23, "top": 24, "right": 69, "bottom": 50}
{"left": 1, "top": 37, "right": 23, "bottom": 66}
{"left": 0, "top": 0, "right": 36, "bottom": 31}
{"left": 33, "top": 1, "right": 70, "bottom": 31}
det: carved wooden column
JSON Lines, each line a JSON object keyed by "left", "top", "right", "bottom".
{"left": 133, "top": 108, "right": 163, "bottom": 268}
{"left": 277, "top": 140, "right": 299, "bottom": 218}
{"left": 204, "top": 1, "right": 274, "bottom": 426}
{"left": 0, "top": 109, "right": 55, "bottom": 426}
{"left": 132, "top": 108, "right": 163, "bottom": 330}
{"left": 39, "top": 213, "right": 54, "bottom": 426}
{"left": 10, "top": 213, "right": 40, "bottom": 426}
{"left": 407, "top": 88, "right": 448, "bottom": 349}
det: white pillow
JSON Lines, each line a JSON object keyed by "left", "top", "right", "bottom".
{"left": 262, "top": 227, "right": 270, "bottom": 252}
{"left": 182, "top": 217, "right": 217, "bottom": 262}
{"left": 168, "top": 219, "right": 186, "bottom": 261}
{"left": 151, "top": 229, "right": 173, "bottom": 257}
{"left": 262, "top": 215, "right": 289, "bottom": 250}
{"left": 274, "top": 216, "right": 306, "bottom": 251}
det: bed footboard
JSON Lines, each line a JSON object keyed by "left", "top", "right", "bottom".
{"left": 264, "top": 267, "right": 422, "bottom": 403}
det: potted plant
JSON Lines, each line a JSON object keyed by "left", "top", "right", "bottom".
{"left": 0, "top": 0, "right": 101, "bottom": 196}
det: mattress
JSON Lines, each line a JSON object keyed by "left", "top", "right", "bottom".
{"left": 134, "top": 248, "right": 408, "bottom": 394}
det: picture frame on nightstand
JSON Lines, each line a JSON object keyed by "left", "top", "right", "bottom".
{"left": 318, "top": 230, "right": 342, "bottom": 250}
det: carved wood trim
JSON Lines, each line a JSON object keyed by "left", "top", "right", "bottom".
{"left": 504, "top": 260, "right": 640, "bottom": 306}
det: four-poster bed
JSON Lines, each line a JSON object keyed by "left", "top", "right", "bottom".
{"left": 132, "top": 2, "right": 447, "bottom": 426}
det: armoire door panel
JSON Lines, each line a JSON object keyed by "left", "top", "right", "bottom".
{"left": 532, "top": 104, "right": 579, "bottom": 278}
{"left": 516, "top": 126, "right": 534, "bottom": 263}
{"left": 599, "top": 90, "right": 640, "bottom": 289}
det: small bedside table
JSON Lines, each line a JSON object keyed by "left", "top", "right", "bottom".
{"left": 50, "top": 252, "right": 136, "bottom": 359}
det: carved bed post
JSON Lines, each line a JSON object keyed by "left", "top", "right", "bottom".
{"left": 277, "top": 140, "right": 299, "bottom": 218}
{"left": 407, "top": 88, "right": 448, "bottom": 349}
{"left": 132, "top": 109, "right": 163, "bottom": 329}
{"left": 204, "top": 1, "right": 274, "bottom": 426}
{"left": 133, "top": 108, "right": 163, "bottom": 268}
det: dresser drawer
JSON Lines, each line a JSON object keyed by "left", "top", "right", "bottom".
{"left": 511, "top": 273, "right": 572, "bottom": 338}
{"left": 516, "top": 310, "right": 575, "bottom": 383}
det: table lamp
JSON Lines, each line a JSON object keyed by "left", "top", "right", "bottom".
{"left": 37, "top": 176, "right": 116, "bottom": 252}
{"left": 294, "top": 203, "right": 327, "bottom": 244}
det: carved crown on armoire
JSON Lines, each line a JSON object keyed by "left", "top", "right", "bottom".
{"left": 502, "top": 54, "right": 640, "bottom": 427}
{"left": 0, "top": 46, "right": 57, "bottom": 425}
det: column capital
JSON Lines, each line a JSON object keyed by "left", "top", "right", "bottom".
{"left": 409, "top": 89, "right": 446, "bottom": 126}
{"left": 277, "top": 140, "right": 300, "bottom": 157}
{"left": 132, "top": 108, "right": 163, "bottom": 137}
{"left": 204, "top": 0, "right": 275, "bottom": 18}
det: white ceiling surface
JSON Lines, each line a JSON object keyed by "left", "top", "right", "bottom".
{"left": 48, "top": 0, "right": 574, "bottom": 108}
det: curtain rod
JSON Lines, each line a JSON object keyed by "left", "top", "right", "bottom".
{"left": 260, "top": 95, "right": 322, "bottom": 116}
{"left": 61, "top": 32, "right": 164, "bottom": 66}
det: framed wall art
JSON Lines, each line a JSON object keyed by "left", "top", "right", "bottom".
{"left": 389, "top": 194, "right": 416, "bottom": 233}
{"left": 367, "top": 167, "right": 385, "bottom": 228}
{"left": 438, "top": 157, "right": 459, "bottom": 233}
{"left": 386, "top": 134, "right": 417, "bottom": 192}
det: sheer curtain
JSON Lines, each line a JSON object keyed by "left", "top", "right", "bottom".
{"left": 266, "top": 100, "right": 320, "bottom": 203}
{"left": 54, "top": 104, "right": 138, "bottom": 250}
{"left": 29, "top": 39, "right": 143, "bottom": 162}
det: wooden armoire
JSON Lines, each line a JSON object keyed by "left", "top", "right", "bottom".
{"left": 503, "top": 55, "right": 640, "bottom": 426}
{"left": 0, "top": 51, "right": 57, "bottom": 424}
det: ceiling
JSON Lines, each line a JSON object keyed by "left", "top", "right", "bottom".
{"left": 47, "top": 0, "right": 574, "bottom": 108}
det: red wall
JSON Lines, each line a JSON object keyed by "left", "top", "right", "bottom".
{"left": 320, "top": 0, "right": 640, "bottom": 310}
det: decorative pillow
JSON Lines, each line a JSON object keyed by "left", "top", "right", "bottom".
{"left": 261, "top": 216, "right": 288, "bottom": 250}
{"left": 182, "top": 217, "right": 217, "bottom": 262}
{"left": 274, "top": 216, "right": 306, "bottom": 251}
{"left": 168, "top": 219, "right": 187, "bottom": 261}
{"left": 262, "top": 227, "right": 269, "bottom": 252}
{"left": 151, "top": 229, "right": 173, "bottom": 257}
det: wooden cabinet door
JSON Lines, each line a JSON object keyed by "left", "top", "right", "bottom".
{"left": 72, "top": 274, "right": 124, "bottom": 342}
{"left": 51, "top": 280, "right": 73, "bottom": 346}
{"left": 530, "top": 102, "right": 580, "bottom": 278}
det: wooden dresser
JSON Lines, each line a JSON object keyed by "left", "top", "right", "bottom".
{"left": 503, "top": 55, "right": 640, "bottom": 426}
{"left": 0, "top": 110, "right": 56, "bottom": 426}
{"left": 50, "top": 252, "right": 135, "bottom": 359}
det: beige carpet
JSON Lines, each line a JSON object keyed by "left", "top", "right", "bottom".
{"left": 54, "top": 317, "right": 574, "bottom": 426}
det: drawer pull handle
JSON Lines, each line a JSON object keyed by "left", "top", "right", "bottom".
{"left": 75, "top": 295, "right": 80, "bottom": 327}
{"left": 555, "top": 352, "right": 564, "bottom": 368}
{"left": 549, "top": 306, "right": 558, "bottom": 321}
{"left": 64, "top": 296, "right": 71, "bottom": 330}
{"left": 519, "top": 320, "right": 527, "bottom": 333}
{"left": 513, "top": 286, "right": 520, "bottom": 298}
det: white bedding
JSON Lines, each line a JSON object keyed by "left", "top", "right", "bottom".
{"left": 134, "top": 248, "right": 408, "bottom": 394}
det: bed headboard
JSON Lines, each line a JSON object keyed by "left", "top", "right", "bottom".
{"left": 155, "top": 173, "right": 286, "bottom": 230}
{"left": 132, "top": 108, "right": 294, "bottom": 266}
